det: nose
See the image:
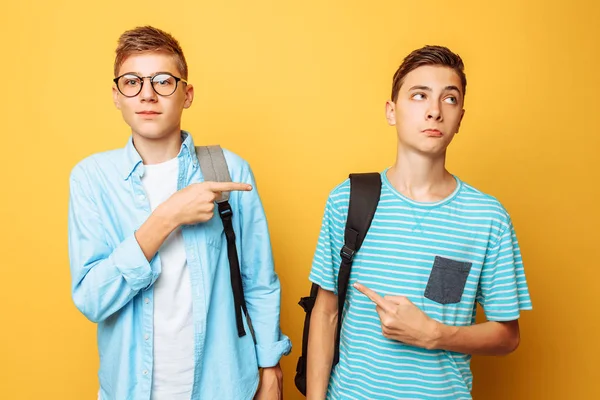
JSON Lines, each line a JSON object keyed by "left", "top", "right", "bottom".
{"left": 426, "top": 101, "right": 443, "bottom": 121}
{"left": 139, "top": 78, "right": 157, "bottom": 102}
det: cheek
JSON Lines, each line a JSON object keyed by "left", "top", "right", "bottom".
{"left": 118, "top": 99, "right": 135, "bottom": 114}
{"left": 397, "top": 105, "right": 420, "bottom": 127}
{"left": 116, "top": 100, "right": 139, "bottom": 126}
{"left": 162, "top": 102, "right": 183, "bottom": 120}
{"left": 444, "top": 109, "right": 463, "bottom": 130}
{"left": 165, "top": 96, "right": 186, "bottom": 115}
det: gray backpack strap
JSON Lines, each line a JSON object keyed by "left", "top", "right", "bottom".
{"left": 194, "top": 145, "right": 255, "bottom": 342}
{"left": 195, "top": 145, "right": 232, "bottom": 202}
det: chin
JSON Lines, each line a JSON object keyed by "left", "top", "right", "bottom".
{"left": 401, "top": 140, "right": 448, "bottom": 157}
{"left": 132, "top": 126, "right": 179, "bottom": 141}
{"left": 419, "top": 147, "right": 448, "bottom": 156}
{"left": 402, "top": 142, "right": 448, "bottom": 157}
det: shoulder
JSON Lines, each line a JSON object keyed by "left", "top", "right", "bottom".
{"left": 216, "top": 148, "right": 253, "bottom": 183}
{"left": 70, "top": 149, "right": 123, "bottom": 183}
{"left": 457, "top": 179, "right": 513, "bottom": 227}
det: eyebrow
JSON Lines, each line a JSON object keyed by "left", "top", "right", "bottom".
{"left": 121, "top": 71, "right": 175, "bottom": 77}
{"left": 409, "top": 85, "right": 462, "bottom": 94}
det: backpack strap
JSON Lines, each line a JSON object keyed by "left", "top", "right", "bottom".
{"left": 295, "top": 281, "right": 320, "bottom": 394}
{"left": 195, "top": 145, "right": 255, "bottom": 341}
{"left": 333, "top": 172, "right": 382, "bottom": 366}
{"left": 196, "top": 145, "right": 233, "bottom": 202}
{"left": 294, "top": 172, "right": 381, "bottom": 396}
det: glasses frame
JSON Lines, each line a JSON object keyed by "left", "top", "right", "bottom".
{"left": 113, "top": 72, "right": 188, "bottom": 97}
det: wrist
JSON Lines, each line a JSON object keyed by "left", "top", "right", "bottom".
{"left": 425, "top": 319, "right": 443, "bottom": 350}
{"left": 151, "top": 205, "right": 180, "bottom": 233}
{"left": 261, "top": 364, "right": 283, "bottom": 380}
{"left": 154, "top": 201, "right": 180, "bottom": 230}
{"left": 427, "top": 319, "right": 456, "bottom": 350}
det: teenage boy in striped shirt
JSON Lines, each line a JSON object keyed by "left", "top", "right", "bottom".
{"left": 307, "top": 45, "right": 532, "bottom": 400}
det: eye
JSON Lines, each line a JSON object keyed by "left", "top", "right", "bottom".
{"left": 444, "top": 96, "right": 458, "bottom": 104}
{"left": 121, "top": 75, "right": 141, "bottom": 86}
{"left": 411, "top": 93, "right": 426, "bottom": 100}
{"left": 152, "top": 74, "right": 175, "bottom": 86}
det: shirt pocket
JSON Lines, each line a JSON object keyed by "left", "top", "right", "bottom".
{"left": 203, "top": 214, "right": 225, "bottom": 249}
{"left": 424, "top": 256, "right": 472, "bottom": 305}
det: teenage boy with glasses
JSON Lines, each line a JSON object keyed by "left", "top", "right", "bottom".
{"left": 68, "top": 26, "right": 290, "bottom": 400}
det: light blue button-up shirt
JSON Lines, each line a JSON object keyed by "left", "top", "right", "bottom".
{"left": 68, "top": 132, "right": 291, "bottom": 400}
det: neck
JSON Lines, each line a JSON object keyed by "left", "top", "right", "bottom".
{"left": 387, "top": 144, "right": 456, "bottom": 202}
{"left": 132, "top": 129, "right": 183, "bottom": 165}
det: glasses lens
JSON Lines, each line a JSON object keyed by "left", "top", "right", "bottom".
{"left": 151, "top": 74, "right": 177, "bottom": 96}
{"left": 118, "top": 75, "right": 142, "bottom": 97}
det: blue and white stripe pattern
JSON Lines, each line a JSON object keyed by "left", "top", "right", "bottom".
{"left": 309, "top": 170, "right": 532, "bottom": 399}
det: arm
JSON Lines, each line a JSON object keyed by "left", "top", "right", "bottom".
{"left": 68, "top": 173, "right": 163, "bottom": 323}
{"left": 431, "top": 319, "right": 520, "bottom": 355}
{"left": 306, "top": 287, "right": 338, "bottom": 400}
{"left": 434, "top": 218, "right": 531, "bottom": 355}
{"left": 236, "top": 164, "right": 291, "bottom": 394}
{"left": 133, "top": 212, "right": 178, "bottom": 261}
{"left": 353, "top": 216, "right": 531, "bottom": 357}
{"left": 69, "top": 168, "right": 250, "bottom": 323}
{"left": 353, "top": 283, "right": 521, "bottom": 356}
{"left": 305, "top": 188, "right": 346, "bottom": 399}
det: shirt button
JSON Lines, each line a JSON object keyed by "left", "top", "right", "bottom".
{"left": 144, "top": 334, "right": 150, "bottom": 341}
{"left": 144, "top": 298, "right": 150, "bottom": 304}
{"left": 138, "top": 194, "right": 145, "bottom": 201}
{"left": 143, "top": 370, "right": 148, "bottom": 375}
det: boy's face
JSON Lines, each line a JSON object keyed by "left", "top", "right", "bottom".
{"left": 386, "top": 65, "right": 465, "bottom": 156}
{"left": 113, "top": 52, "right": 193, "bottom": 141}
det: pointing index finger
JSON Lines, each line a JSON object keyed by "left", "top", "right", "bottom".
{"left": 353, "top": 282, "right": 391, "bottom": 311}
{"left": 206, "top": 182, "right": 253, "bottom": 193}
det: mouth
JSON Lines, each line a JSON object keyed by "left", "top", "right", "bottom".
{"left": 136, "top": 111, "right": 161, "bottom": 115}
{"left": 422, "top": 129, "right": 443, "bottom": 137}
{"left": 136, "top": 111, "right": 161, "bottom": 120}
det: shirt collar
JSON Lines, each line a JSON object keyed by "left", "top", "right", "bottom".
{"left": 122, "top": 131, "right": 197, "bottom": 180}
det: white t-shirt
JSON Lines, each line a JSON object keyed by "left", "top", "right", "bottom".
{"left": 141, "top": 157, "right": 194, "bottom": 400}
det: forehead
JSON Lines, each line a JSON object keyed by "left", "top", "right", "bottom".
{"left": 401, "top": 65, "right": 463, "bottom": 92}
{"left": 117, "top": 52, "right": 179, "bottom": 76}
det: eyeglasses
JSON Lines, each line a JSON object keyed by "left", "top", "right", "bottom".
{"left": 113, "top": 72, "right": 188, "bottom": 97}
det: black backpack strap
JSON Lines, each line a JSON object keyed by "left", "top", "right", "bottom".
{"left": 195, "top": 146, "right": 255, "bottom": 342}
{"left": 295, "top": 281, "right": 320, "bottom": 394}
{"left": 333, "top": 172, "right": 381, "bottom": 366}
{"left": 295, "top": 172, "right": 381, "bottom": 396}
{"left": 218, "top": 201, "right": 255, "bottom": 341}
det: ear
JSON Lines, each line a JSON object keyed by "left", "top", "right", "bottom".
{"left": 112, "top": 85, "right": 121, "bottom": 110}
{"left": 456, "top": 108, "right": 465, "bottom": 134}
{"left": 385, "top": 100, "right": 396, "bottom": 126}
{"left": 183, "top": 84, "right": 194, "bottom": 109}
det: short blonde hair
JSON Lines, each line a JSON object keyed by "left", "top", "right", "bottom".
{"left": 114, "top": 26, "right": 188, "bottom": 79}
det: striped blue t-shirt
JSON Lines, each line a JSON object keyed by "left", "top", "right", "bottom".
{"left": 309, "top": 170, "right": 532, "bottom": 399}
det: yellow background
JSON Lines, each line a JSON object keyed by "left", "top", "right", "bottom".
{"left": 1, "top": 0, "right": 599, "bottom": 399}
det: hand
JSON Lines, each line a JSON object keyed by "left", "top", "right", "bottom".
{"left": 157, "top": 181, "right": 252, "bottom": 226}
{"left": 254, "top": 365, "right": 283, "bottom": 400}
{"left": 353, "top": 282, "right": 440, "bottom": 349}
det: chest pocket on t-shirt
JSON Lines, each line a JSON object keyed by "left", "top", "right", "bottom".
{"left": 424, "top": 256, "right": 472, "bottom": 305}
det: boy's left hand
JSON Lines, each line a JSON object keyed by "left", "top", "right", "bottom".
{"left": 354, "top": 282, "right": 440, "bottom": 350}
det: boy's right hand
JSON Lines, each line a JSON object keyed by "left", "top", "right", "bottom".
{"left": 158, "top": 181, "right": 252, "bottom": 226}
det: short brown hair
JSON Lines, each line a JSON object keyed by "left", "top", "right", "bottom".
{"left": 391, "top": 45, "right": 466, "bottom": 102}
{"left": 114, "top": 26, "right": 188, "bottom": 79}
